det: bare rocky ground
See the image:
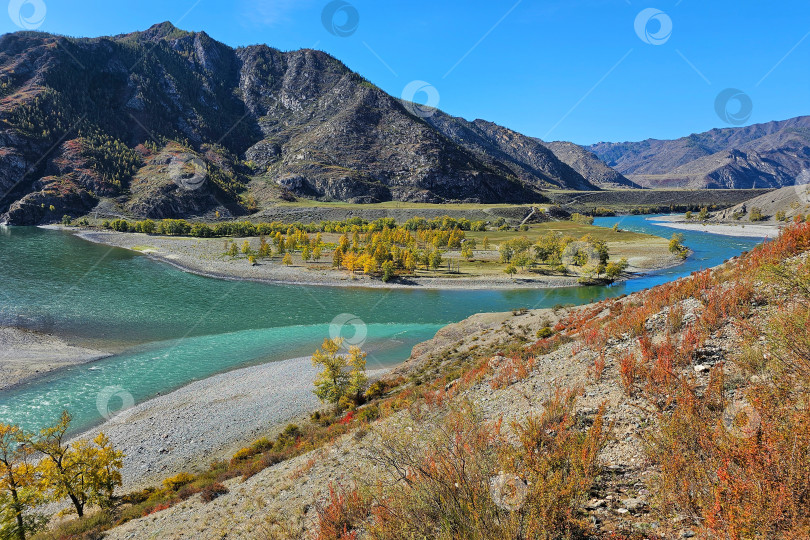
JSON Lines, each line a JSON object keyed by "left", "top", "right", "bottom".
{"left": 0, "top": 327, "right": 110, "bottom": 391}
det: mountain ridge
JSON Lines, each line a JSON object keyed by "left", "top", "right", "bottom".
{"left": 0, "top": 22, "right": 630, "bottom": 225}
{"left": 588, "top": 116, "right": 810, "bottom": 189}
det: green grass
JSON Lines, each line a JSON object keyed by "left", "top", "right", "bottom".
{"left": 467, "top": 222, "right": 653, "bottom": 244}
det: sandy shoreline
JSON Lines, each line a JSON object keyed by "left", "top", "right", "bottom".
{"left": 70, "top": 228, "right": 678, "bottom": 290}
{"left": 79, "top": 355, "right": 388, "bottom": 490}
{"left": 0, "top": 327, "right": 111, "bottom": 392}
{"left": 648, "top": 215, "right": 782, "bottom": 238}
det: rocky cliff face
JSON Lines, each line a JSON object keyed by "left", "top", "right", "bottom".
{"left": 0, "top": 23, "right": 625, "bottom": 224}
{"left": 539, "top": 141, "right": 639, "bottom": 189}
{"left": 424, "top": 113, "right": 597, "bottom": 191}
{"left": 588, "top": 116, "right": 810, "bottom": 189}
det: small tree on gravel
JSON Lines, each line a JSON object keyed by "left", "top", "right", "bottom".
{"left": 312, "top": 338, "right": 367, "bottom": 413}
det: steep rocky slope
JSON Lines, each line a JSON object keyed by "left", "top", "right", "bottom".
{"left": 541, "top": 140, "right": 640, "bottom": 189}
{"left": 0, "top": 23, "right": 628, "bottom": 225}
{"left": 589, "top": 116, "right": 810, "bottom": 189}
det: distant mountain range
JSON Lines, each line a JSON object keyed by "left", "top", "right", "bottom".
{"left": 0, "top": 22, "right": 806, "bottom": 224}
{"left": 588, "top": 116, "right": 810, "bottom": 189}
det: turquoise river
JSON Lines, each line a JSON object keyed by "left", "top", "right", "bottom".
{"left": 0, "top": 215, "right": 766, "bottom": 435}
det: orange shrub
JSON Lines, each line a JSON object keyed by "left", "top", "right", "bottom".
{"left": 619, "top": 353, "right": 638, "bottom": 396}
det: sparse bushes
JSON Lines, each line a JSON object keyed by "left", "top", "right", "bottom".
{"left": 749, "top": 206, "right": 765, "bottom": 222}
{"left": 199, "top": 483, "right": 228, "bottom": 503}
{"left": 162, "top": 472, "right": 195, "bottom": 492}
{"left": 320, "top": 392, "right": 609, "bottom": 539}
{"left": 536, "top": 326, "right": 553, "bottom": 339}
{"left": 570, "top": 213, "right": 594, "bottom": 225}
{"left": 635, "top": 222, "right": 810, "bottom": 538}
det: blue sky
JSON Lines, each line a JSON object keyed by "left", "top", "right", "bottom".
{"left": 3, "top": 0, "right": 808, "bottom": 145}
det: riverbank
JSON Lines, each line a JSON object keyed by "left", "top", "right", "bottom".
{"left": 648, "top": 215, "right": 782, "bottom": 238}
{"left": 77, "top": 354, "right": 388, "bottom": 490}
{"left": 0, "top": 327, "right": 111, "bottom": 391}
{"left": 70, "top": 228, "right": 683, "bottom": 290}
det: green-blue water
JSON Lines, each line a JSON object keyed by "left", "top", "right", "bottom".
{"left": 0, "top": 216, "right": 766, "bottom": 434}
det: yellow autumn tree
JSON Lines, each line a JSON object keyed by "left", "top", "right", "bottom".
{"left": 28, "top": 411, "right": 124, "bottom": 517}
{"left": 311, "top": 338, "right": 367, "bottom": 413}
{"left": 343, "top": 252, "right": 358, "bottom": 273}
{"left": 0, "top": 424, "right": 45, "bottom": 540}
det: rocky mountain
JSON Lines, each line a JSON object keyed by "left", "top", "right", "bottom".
{"left": 424, "top": 113, "right": 596, "bottom": 191}
{"left": 588, "top": 116, "right": 810, "bottom": 189}
{"left": 539, "top": 141, "right": 639, "bottom": 189}
{"left": 423, "top": 112, "right": 639, "bottom": 190}
{"left": 0, "top": 22, "right": 629, "bottom": 225}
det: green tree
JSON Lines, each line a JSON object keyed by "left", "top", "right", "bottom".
{"left": 499, "top": 243, "right": 513, "bottom": 263}
{"left": 505, "top": 264, "right": 517, "bottom": 279}
{"left": 605, "top": 258, "right": 629, "bottom": 280}
{"left": 381, "top": 260, "right": 396, "bottom": 282}
{"left": 311, "top": 339, "right": 367, "bottom": 413}
{"left": 429, "top": 250, "right": 443, "bottom": 271}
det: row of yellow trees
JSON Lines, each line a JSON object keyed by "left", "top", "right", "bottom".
{"left": 0, "top": 412, "right": 123, "bottom": 539}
